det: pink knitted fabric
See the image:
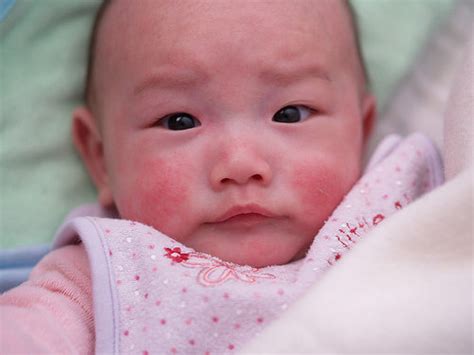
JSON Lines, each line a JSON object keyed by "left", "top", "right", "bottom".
{"left": 0, "top": 244, "right": 94, "bottom": 353}
{"left": 53, "top": 133, "right": 443, "bottom": 354}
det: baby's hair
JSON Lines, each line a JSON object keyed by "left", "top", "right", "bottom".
{"left": 84, "top": 0, "right": 368, "bottom": 111}
{"left": 343, "top": 1, "right": 369, "bottom": 89}
{"left": 84, "top": 0, "right": 111, "bottom": 111}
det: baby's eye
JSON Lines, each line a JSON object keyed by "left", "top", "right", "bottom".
{"left": 158, "top": 112, "right": 201, "bottom": 130}
{"left": 272, "top": 105, "right": 312, "bottom": 123}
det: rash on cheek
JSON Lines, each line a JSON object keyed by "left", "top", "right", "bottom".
{"left": 291, "top": 160, "right": 358, "bottom": 229}
{"left": 118, "top": 157, "right": 192, "bottom": 237}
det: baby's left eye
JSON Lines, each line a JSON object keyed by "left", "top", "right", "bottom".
{"left": 157, "top": 112, "right": 201, "bottom": 130}
{"left": 272, "top": 105, "right": 312, "bottom": 123}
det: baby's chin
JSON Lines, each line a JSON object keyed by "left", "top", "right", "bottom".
{"left": 185, "top": 231, "right": 313, "bottom": 268}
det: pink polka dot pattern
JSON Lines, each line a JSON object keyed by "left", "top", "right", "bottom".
{"left": 59, "top": 134, "right": 442, "bottom": 354}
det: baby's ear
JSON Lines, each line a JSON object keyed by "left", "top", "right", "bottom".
{"left": 361, "top": 93, "right": 377, "bottom": 144}
{"left": 72, "top": 107, "right": 114, "bottom": 207}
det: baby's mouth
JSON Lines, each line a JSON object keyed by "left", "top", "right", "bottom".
{"left": 209, "top": 204, "right": 280, "bottom": 229}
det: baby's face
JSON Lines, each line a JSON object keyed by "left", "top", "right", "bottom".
{"left": 76, "top": 0, "right": 374, "bottom": 267}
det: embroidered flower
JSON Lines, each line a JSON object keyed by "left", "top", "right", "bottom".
{"left": 164, "top": 247, "right": 190, "bottom": 263}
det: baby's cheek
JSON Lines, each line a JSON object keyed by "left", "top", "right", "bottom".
{"left": 119, "top": 158, "right": 193, "bottom": 237}
{"left": 291, "top": 161, "right": 355, "bottom": 226}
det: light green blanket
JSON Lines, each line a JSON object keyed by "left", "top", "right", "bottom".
{"left": 0, "top": 0, "right": 454, "bottom": 248}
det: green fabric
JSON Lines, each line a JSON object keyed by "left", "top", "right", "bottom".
{"left": 0, "top": 0, "right": 99, "bottom": 248}
{"left": 0, "top": 0, "right": 454, "bottom": 248}
{"left": 352, "top": 0, "right": 454, "bottom": 107}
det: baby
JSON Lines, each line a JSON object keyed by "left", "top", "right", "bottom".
{"left": 73, "top": 0, "right": 374, "bottom": 269}
{"left": 0, "top": 0, "right": 443, "bottom": 354}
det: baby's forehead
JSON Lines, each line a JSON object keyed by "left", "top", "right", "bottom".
{"left": 97, "top": 0, "right": 355, "bottom": 50}
{"left": 87, "top": 0, "right": 363, "bottom": 108}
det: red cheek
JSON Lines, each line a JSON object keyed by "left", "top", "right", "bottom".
{"left": 119, "top": 158, "right": 193, "bottom": 236}
{"left": 291, "top": 161, "right": 353, "bottom": 224}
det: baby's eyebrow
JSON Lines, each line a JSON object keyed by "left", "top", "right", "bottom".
{"left": 133, "top": 63, "right": 330, "bottom": 97}
{"left": 133, "top": 70, "right": 207, "bottom": 97}
{"left": 259, "top": 64, "right": 331, "bottom": 86}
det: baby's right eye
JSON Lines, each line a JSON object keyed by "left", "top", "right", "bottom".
{"left": 157, "top": 112, "right": 201, "bottom": 130}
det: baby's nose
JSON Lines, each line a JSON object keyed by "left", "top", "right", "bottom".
{"left": 209, "top": 142, "right": 272, "bottom": 191}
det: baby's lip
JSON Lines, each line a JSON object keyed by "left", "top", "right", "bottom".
{"left": 213, "top": 204, "right": 278, "bottom": 223}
